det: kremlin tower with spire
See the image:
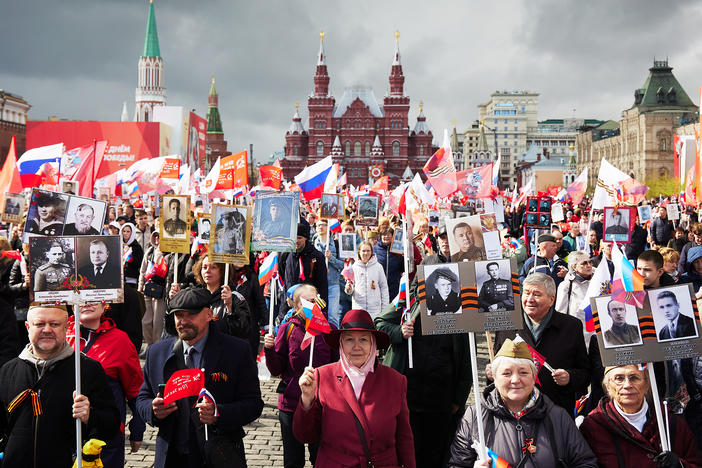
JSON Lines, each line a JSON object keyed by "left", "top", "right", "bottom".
{"left": 206, "top": 76, "right": 229, "bottom": 168}
{"left": 135, "top": 0, "right": 166, "bottom": 122}
{"left": 282, "top": 31, "right": 433, "bottom": 187}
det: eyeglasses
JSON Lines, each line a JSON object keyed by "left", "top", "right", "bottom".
{"left": 578, "top": 260, "right": 593, "bottom": 266}
{"left": 611, "top": 374, "right": 644, "bottom": 386}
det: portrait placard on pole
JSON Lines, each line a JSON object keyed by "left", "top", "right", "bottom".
{"left": 159, "top": 195, "right": 191, "bottom": 254}
{"left": 319, "top": 193, "right": 344, "bottom": 220}
{"left": 356, "top": 195, "right": 380, "bottom": 227}
{"left": 2, "top": 193, "right": 25, "bottom": 224}
{"left": 252, "top": 191, "right": 299, "bottom": 252}
{"left": 592, "top": 283, "right": 702, "bottom": 366}
{"left": 418, "top": 257, "right": 522, "bottom": 335}
{"left": 210, "top": 204, "right": 251, "bottom": 264}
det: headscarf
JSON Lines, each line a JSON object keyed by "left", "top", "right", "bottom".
{"left": 339, "top": 331, "right": 377, "bottom": 400}
{"left": 121, "top": 222, "right": 137, "bottom": 246}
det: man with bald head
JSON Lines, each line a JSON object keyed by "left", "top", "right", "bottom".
{"left": 0, "top": 305, "right": 119, "bottom": 468}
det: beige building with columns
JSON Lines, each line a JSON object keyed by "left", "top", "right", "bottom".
{"left": 576, "top": 60, "right": 698, "bottom": 188}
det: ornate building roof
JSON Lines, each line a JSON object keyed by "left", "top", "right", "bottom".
{"left": 333, "top": 86, "right": 385, "bottom": 118}
{"left": 207, "top": 76, "right": 223, "bottom": 134}
{"left": 289, "top": 105, "right": 306, "bottom": 134}
{"left": 632, "top": 60, "right": 697, "bottom": 112}
{"left": 412, "top": 102, "right": 430, "bottom": 134}
{"left": 142, "top": 0, "right": 161, "bottom": 58}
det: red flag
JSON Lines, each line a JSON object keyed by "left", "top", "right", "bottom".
{"left": 370, "top": 175, "right": 388, "bottom": 192}
{"left": 0, "top": 136, "right": 22, "bottom": 195}
{"left": 217, "top": 151, "right": 248, "bottom": 190}
{"left": 163, "top": 368, "right": 205, "bottom": 405}
{"left": 70, "top": 140, "right": 108, "bottom": 198}
{"left": 423, "top": 138, "right": 457, "bottom": 197}
{"left": 456, "top": 165, "right": 492, "bottom": 198}
{"left": 685, "top": 166, "right": 697, "bottom": 207}
{"left": 1, "top": 250, "right": 22, "bottom": 261}
{"left": 259, "top": 165, "right": 283, "bottom": 190}
{"left": 546, "top": 186, "right": 562, "bottom": 198}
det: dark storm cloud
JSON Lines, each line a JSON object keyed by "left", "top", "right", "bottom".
{"left": 3, "top": 1, "right": 702, "bottom": 165}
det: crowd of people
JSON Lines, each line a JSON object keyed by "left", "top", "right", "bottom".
{"left": 1, "top": 192, "right": 702, "bottom": 468}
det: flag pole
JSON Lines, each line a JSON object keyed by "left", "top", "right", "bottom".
{"left": 325, "top": 223, "right": 330, "bottom": 269}
{"left": 401, "top": 215, "right": 413, "bottom": 369}
{"left": 268, "top": 274, "right": 276, "bottom": 333}
{"left": 469, "top": 331, "right": 487, "bottom": 461}
{"left": 91, "top": 139, "right": 97, "bottom": 198}
{"left": 308, "top": 335, "right": 315, "bottom": 368}
{"left": 647, "top": 362, "right": 670, "bottom": 451}
{"left": 173, "top": 253, "right": 179, "bottom": 285}
{"left": 73, "top": 300, "right": 83, "bottom": 468}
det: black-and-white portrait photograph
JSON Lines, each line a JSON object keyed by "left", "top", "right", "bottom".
{"left": 2, "top": 193, "right": 24, "bottom": 223}
{"left": 30, "top": 237, "right": 75, "bottom": 293}
{"left": 649, "top": 286, "right": 698, "bottom": 342}
{"left": 60, "top": 178, "right": 78, "bottom": 195}
{"left": 638, "top": 205, "right": 652, "bottom": 223}
{"left": 539, "top": 198, "right": 551, "bottom": 212}
{"left": 667, "top": 203, "right": 680, "bottom": 221}
{"left": 446, "top": 215, "right": 486, "bottom": 262}
{"left": 252, "top": 192, "right": 298, "bottom": 252}
{"left": 320, "top": 193, "right": 342, "bottom": 220}
{"left": 595, "top": 297, "right": 643, "bottom": 348}
{"left": 23, "top": 189, "right": 69, "bottom": 241}
{"left": 212, "top": 204, "right": 250, "bottom": 258}
{"left": 527, "top": 198, "right": 538, "bottom": 212}
{"left": 198, "top": 214, "right": 211, "bottom": 243}
{"left": 63, "top": 197, "right": 106, "bottom": 236}
{"left": 75, "top": 236, "right": 122, "bottom": 290}
{"left": 603, "top": 206, "right": 633, "bottom": 243}
{"left": 390, "top": 229, "right": 404, "bottom": 255}
{"left": 356, "top": 195, "right": 380, "bottom": 225}
{"left": 525, "top": 213, "right": 538, "bottom": 226}
{"left": 428, "top": 210, "right": 439, "bottom": 227}
{"left": 161, "top": 195, "right": 189, "bottom": 239}
{"left": 539, "top": 213, "right": 551, "bottom": 227}
{"left": 424, "top": 263, "right": 462, "bottom": 316}
{"left": 476, "top": 259, "right": 514, "bottom": 312}
{"left": 339, "top": 233, "right": 356, "bottom": 259}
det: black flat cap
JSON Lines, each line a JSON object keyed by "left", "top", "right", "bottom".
{"left": 167, "top": 286, "right": 212, "bottom": 315}
{"left": 538, "top": 233, "right": 556, "bottom": 244}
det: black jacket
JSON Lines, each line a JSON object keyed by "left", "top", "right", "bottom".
{"left": 494, "top": 311, "right": 591, "bottom": 414}
{"left": 651, "top": 217, "right": 674, "bottom": 246}
{"left": 0, "top": 349, "right": 120, "bottom": 468}
{"left": 624, "top": 224, "right": 648, "bottom": 260}
{"left": 278, "top": 241, "right": 328, "bottom": 319}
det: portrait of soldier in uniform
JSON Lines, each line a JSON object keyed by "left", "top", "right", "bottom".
{"left": 63, "top": 203, "right": 100, "bottom": 235}
{"left": 425, "top": 265, "right": 462, "bottom": 315}
{"left": 25, "top": 190, "right": 68, "bottom": 238}
{"left": 477, "top": 260, "right": 514, "bottom": 312}
{"left": 199, "top": 217, "right": 211, "bottom": 241}
{"left": 261, "top": 199, "right": 288, "bottom": 239}
{"left": 4, "top": 196, "right": 21, "bottom": 217}
{"left": 357, "top": 196, "right": 379, "bottom": 220}
{"left": 163, "top": 198, "right": 187, "bottom": 238}
{"left": 34, "top": 240, "right": 74, "bottom": 291}
{"left": 215, "top": 208, "right": 248, "bottom": 255}
{"left": 604, "top": 208, "right": 630, "bottom": 242}
{"left": 601, "top": 299, "right": 642, "bottom": 348}
{"left": 320, "top": 193, "right": 340, "bottom": 219}
{"left": 449, "top": 221, "right": 486, "bottom": 262}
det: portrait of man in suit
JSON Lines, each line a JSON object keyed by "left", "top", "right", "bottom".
{"left": 654, "top": 289, "right": 697, "bottom": 341}
{"left": 77, "top": 238, "right": 121, "bottom": 289}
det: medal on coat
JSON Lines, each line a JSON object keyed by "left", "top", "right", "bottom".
{"left": 371, "top": 280, "right": 376, "bottom": 290}
{"left": 522, "top": 437, "right": 536, "bottom": 455}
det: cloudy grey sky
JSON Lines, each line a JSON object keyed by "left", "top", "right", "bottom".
{"left": 3, "top": 0, "right": 702, "bottom": 164}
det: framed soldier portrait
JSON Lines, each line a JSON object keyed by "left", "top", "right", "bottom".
{"left": 29, "top": 236, "right": 76, "bottom": 304}
{"left": 390, "top": 229, "right": 404, "bottom": 255}
{"left": 356, "top": 195, "right": 380, "bottom": 227}
{"left": 428, "top": 209, "right": 440, "bottom": 227}
{"left": 63, "top": 197, "right": 107, "bottom": 236}
{"left": 23, "top": 189, "right": 69, "bottom": 242}
{"left": 339, "top": 233, "right": 357, "bottom": 259}
{"left": 666, "top": 203, "right": 680, "bottom": 221}
{"left": 446, "top": 215, "right": 486, "bottom": 262}
{"left": 60, "top": 178, "right": 79, "bottom": 195}
{"left": 423, "top": 263, "right": 462, "bottom": 316}
{"left": 159, "top": 195, "right": 190, "bottom": 254}
{"left": 320, "top": 193, "right": 343, "bottom": 220}
{"left": 252, "top": 191, "right": 299, "bottom": 252}
{"left": 595, "top": 296, "right": 643, "bottom": 349}
{"left": 210, "top": 204, "right": 251, "bottom": 264}
{"left": 638, "top": 205, "right": 652, "bottom": 223}
{"left": 649, "top": 286, "right": 698, "bottom": 342}
{"left": 603, "top": 206, "right": 635, "bottom": 244}
{"left": 2, "top": 193, "right": 25, "bottom": 224}
{"left": 476, "top": 259, "right": 515, "bottom": 313}
{"left": 197, "top": 213, "right": 212, "bottom": 244}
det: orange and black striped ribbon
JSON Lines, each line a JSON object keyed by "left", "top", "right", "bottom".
{"left": 417, "top": 279, "right": 426, "bottom": 301}
{"left": 511, "top": 273, "right": 520, "bottom": 295}
{"left": 693, "top": 300, "right": 700, "bottom": 322}
{"left": 461, "top": 286, "right": 478, "bottom": 309}
{"left": 639, "top": 315, "right": 656, "bottom": 340}
{"left": 593, "top": 308, "right": 601, "bottom": 334}
{"left": 7, "top": 388, "right": 42, "bottom": 416}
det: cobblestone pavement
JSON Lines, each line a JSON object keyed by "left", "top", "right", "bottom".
{"left": 124, "top": 335, "right": 490, "bottom": 467}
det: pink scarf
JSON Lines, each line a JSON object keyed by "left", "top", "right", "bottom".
{"left": 339, "top": 334, "right": 377, "bottom": 400}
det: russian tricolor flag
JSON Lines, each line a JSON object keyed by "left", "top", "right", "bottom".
{"left": 329, "top": 218, "right": 341, "bottom": 233}
{"left": 17, "top": 143, "right": 63, "bottom": 187}
{"left": 258, "top": 254, "right": 278, "bottom": 286}
{"left": 294, "top": 156, "right": 333, "bottom": 201}
{"left": 392, "top": 275, "right": 407, "bottom": 308}
{"left": 487, "top": 448, "right": 512, "bottom": 468}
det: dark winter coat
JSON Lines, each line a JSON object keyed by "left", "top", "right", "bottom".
{"left": 580, "top": 397, "right": 702, "bottom": 467}
{"left": 494, "top": 311, "right": 591, "bottom": 414}
{"left": 651, "top": 217, "right": 674, "bottom": 246}
{"left": 519, "top": 254, "right": 568, "bottom": 287}
{"left": 0, "top": 346, "right": 120, "bottom": 468}
{"left": 625, "top": 224, "right": 648, "bottom": 260}
{"left": 678, "top": 241, "right": 702, "bottom": 274}
{"left": 278, "top": 241, "right": 328, "bottom": 319}
{"left": 448, "top": 385, "right": 597, "bottom": 467}
{"left": 135, "top": 323, "right": 263, "bottom": 468}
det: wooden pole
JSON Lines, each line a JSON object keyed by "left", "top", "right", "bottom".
{"left": 647, "top": 362, "right": 670, "bottom": 451}
{"left": 74, "top": 304, "right": 83, "bottom": 468}
{"left": 469, "top": 332, "right": 487, "bottom": 460}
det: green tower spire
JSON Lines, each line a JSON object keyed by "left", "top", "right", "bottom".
{"left": 207, "top": 76, "right": 224, "bottom": 134}
{"left": 142, "top": 0, "right": 161, "bottom": 58}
